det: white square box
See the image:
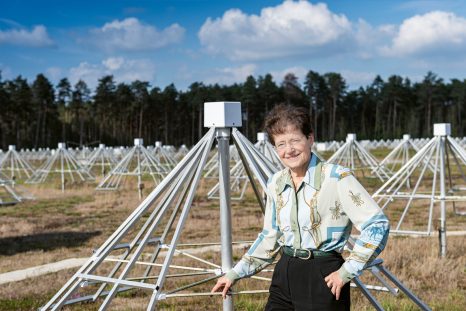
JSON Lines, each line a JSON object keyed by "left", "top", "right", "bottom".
{"left": 316, "top": 143, "right": 327, "bottom": 152}
{"left": 257, "top": 132, "right": 267, "bottom": 141}
{"left": 155, "top": 141, "right": 162, "bottom": 147}
{"left": 58, "top": 142, "right": 66, "bottom": 149}
{"left": 403, "top": 134, "right": 411, "bottom": 141}
{"left": 434, "top": 123, "right": 451, "bottom": 136}
{"left": 8, "top": 145, "right": 16, "bottom": 151}
{"left": 204, "top": 101, "right": 242, "bottom": 127}
{"left": 134, "top": 138, "right": 144, "bottom": 146}
{"left": 346, "top": 133, "right": 357, "bottom": 142}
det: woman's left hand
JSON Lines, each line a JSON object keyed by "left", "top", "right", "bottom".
{"left": 324, "top": 271, "right": 345, "bottom": 300}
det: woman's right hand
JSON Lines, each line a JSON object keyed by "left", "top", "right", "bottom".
{"left": 211, "top": 276, "right": 233, "bottom": 299}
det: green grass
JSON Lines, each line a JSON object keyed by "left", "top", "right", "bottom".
{"left": 234, "top": 294, "right": 268, "bottom": 310}
{"left": 0, "top": 295, "right": 48, "bottom": 311}
{"left": 0, "top": 195, "right": 94, "bottom": 217}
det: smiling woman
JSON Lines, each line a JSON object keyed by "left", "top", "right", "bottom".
{"left": 211, "top": 104, "right": 390, "bottom": 311}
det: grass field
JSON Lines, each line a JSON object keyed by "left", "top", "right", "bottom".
{"left": 0, "top": 151, "right": 465, "bottom": 310}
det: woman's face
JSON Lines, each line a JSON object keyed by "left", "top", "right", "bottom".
{"left": 273, "top": 125, "right": 314, "bottom": 174}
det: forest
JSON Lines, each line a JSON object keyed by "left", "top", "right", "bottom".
{"left": 0, "top": 70, "right": 464, "bottom": 150}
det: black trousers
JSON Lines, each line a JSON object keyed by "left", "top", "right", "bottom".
{"left": 264, "top": 253, "right": 351, "bottom": 311}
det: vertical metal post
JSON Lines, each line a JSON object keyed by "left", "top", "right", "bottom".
{"left": 350, "top": 141, "right": 354, "bottom": 170}
{"left": 101, "top": 150, "right": 105, "bottom": 177}
{"left": 404, "top": 141, "right": 411, "bottom": 188}
{"left": 60, "top": 150, "right": 65, "bottom": 193}
{"left": 10, "top": 152, "right": 14, "bottom": 180}
{"left": 439, "top": 136, "right": 447, "bottom": 257}
{"left": 216, "top": 128, "right": 234, "bottom": 311}
{"left": 137, "top": 147, "right": 142, "bottom": 200}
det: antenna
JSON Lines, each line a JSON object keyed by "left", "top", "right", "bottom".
{"left": 373, "top": 123, "right": 466, "bottom": 256}
{"left": 26, "top": 142, "right": 94, "bottom": 192}
{"left": 96, "top": 138, "right": 169, "bottom": 200}
{"left": 328, "top": 133, "right": 392, "bottom": 181}
{"left": 40, "top": 103, "right": 430, "bottom": 310}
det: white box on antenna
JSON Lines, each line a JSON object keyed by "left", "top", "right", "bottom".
{"left": 257, "top": 132, "right": 267, "bottom": 141}
{"left": 316, "top": 143, "right": 327, "bottom": 152}
{"left": 204, "top": 101, "right": 242, "bottom": 127}
{"left": 346, "top": 133, "right": 357, "bottom": 142}
{"left": 433, "top": 123, "right": 451, "bottom": 136}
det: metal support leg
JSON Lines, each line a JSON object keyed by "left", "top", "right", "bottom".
{"left": 439, "top": 136, "right": 447, "bottom": 257}
{"left": 137, "top": 147, "right": 143, "bottom": 200}
{"left": 60, "top": 150, "right": 65, "bottom": 192}
{"left": 216, "top": 128, "right": 234, "bottom": 311}
{"left": 352, "top": 277, "right": 384, "bottom": 311}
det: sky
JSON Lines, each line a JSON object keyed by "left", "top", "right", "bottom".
{"left": 2, "top": 0, "right": 466, "bottom": 91}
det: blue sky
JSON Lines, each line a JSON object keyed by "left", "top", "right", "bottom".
{"left": 2, "top": 0, "right": 466, "bottom": 91}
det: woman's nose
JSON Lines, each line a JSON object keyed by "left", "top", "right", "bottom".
{"left": 285, "top": 145, "right": 295, "bottom": 152}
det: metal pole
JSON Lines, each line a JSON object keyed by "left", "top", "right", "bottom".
{"left": 352, "top": 277, "right": 384, "bottom": 311}
{"left": 101, "top": 150, "right": 105, "bottom": 177}
{"left": 216, "top": 128, "right": 234, "bottom": 311}
{"left": 439, "top": 136, "right": 447, "bottom": 257}
{"left": 137, "top": 147, "right": 142, "bottom": 200}
{"left": 349, "top": 142, "right": 354, "bottom": 170}
{"left": 10, "top": 152, "right": 14, "bottom": 181}
{"left": 60, "top": 149, "right": 65, "bottom": 192}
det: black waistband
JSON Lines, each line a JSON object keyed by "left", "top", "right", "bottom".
{"left": 282, "top": 246, "right": 341, "bottom": 259}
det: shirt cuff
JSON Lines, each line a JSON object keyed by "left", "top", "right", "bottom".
{"left": 224, "top": 269, "right": 240, "bottom": 283}
{"left": 337, "top": 264, "right": 354, "bottom": 284}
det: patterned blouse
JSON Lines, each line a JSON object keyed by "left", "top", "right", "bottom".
{"left": 225, "top": 153, "right": 390, "bottom": 284}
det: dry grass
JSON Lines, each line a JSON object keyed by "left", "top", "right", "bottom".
{"left": 0, "top": 164, "right": 465, "bottom": 310}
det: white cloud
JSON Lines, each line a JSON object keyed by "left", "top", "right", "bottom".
{"left": 0, "top": 25, "right": 53, "bottom": 47}
{"left": 203, "top": 64, "right": 257, "bottom": 85}
{"left": 198, "top": 0, "right": 353, "bottom": 61}
{"left": 68, "top": 57, "right": 156, "bottom": 88}
{"left": 87, "top": 17, "right": 185, "bottom": 51}
{"left": 198, "top": 1, "right": 466, "bottom": 63}
{"left": 381, "top": 11, "right": 466, "bottom": 56}
{"left": 353, "top": 19, "right": 396, "bottom": 59}
{"left": 102, "top": 57, "right": 125, "bottom": 70}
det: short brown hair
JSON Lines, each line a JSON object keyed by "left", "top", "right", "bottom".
{"left": 264, "top": 104, "right": 313, "bottom": 145}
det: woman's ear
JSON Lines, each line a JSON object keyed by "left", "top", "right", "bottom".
{"left": 307, "top": 134, "right": 315, "bottom": 145}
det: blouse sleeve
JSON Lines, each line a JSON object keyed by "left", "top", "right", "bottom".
{"left": 336, "top": 173, "right": 390, "bottom": 283}
{"left": 225, "top": 178, "right": 283, "bottom": 282}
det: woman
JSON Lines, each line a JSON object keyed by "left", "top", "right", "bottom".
{"left": 211, "top": 104, "right": 389, "bottom": 310}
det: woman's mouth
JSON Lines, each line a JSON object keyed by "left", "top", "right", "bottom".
{"left": 286, "top": 153, "right": 300, "bottom": 160}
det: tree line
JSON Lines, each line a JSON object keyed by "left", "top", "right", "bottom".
{"left": 0, "top": 70, "right": 464, "bottom": 150}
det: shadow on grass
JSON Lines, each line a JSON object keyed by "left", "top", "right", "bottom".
{"left": 0, "top": 231, "right": 101, "bottom": 256}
